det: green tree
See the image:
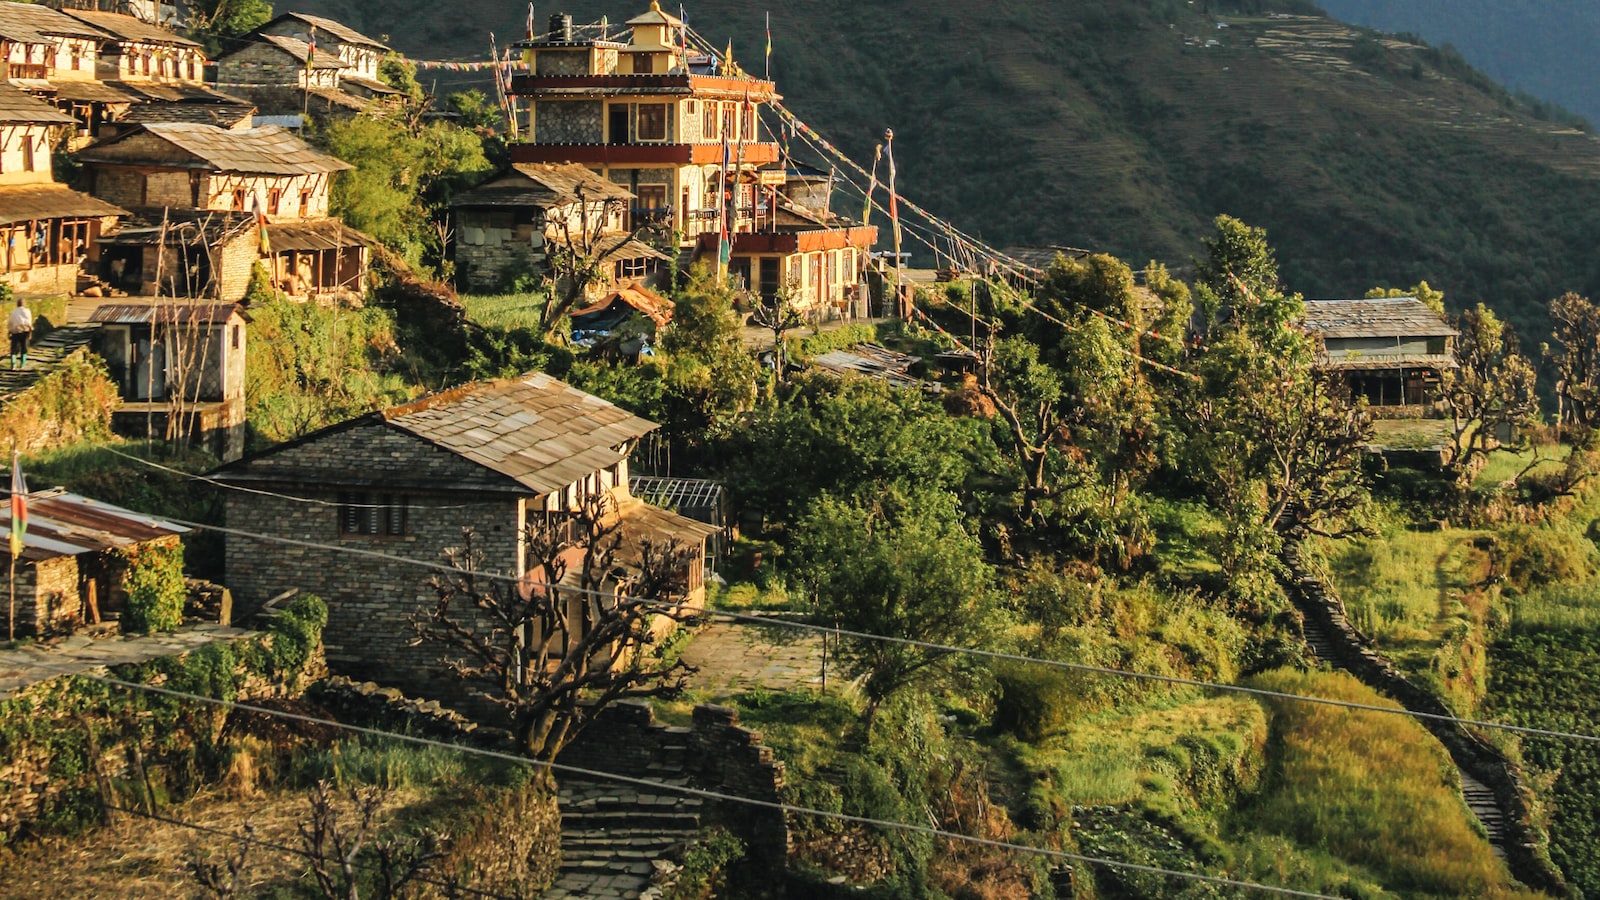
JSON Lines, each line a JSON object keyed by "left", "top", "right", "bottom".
{"left": 446, "top": 90, "right": 503, "bottom": 133}
{"left": 185, "top": 0, "right": 272, "bottom": 54}
{"left": 657, "top": 270, "right": 760, "bottom": 443}
{"left": 791, "top": 487, "right": 1000, "bottom": 723}
{"left": 1547, "top": 292, "right": 1600, "bottom": 446}
{"left": 1443, "top": 303, "right": 1540, "bottom": 481}
{"left": 1367, "top": 280, "right": 1447, "bottom": 314}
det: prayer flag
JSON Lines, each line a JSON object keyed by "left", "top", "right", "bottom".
{"left": 765, "top": 12, "right": 772, "bottom": 79}
{"left": 306, "top": 26, "right": 316, "bottom": 70}
{"left": 251, "top": 193, "right": 270, "bottom": 254}
{"left": 9, "top": 450, "right": 25, "bottom": 560}
{"left": 527, "top": 2, "right": 535, "bottom": 39}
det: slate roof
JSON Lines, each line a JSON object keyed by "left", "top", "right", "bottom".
{"left": 50, "top": 80, "right": 139, "bottom": 104}
{"left": 1302, "top": 297, "right": 1457, "bottom": 340}
{"left": 0, "top": 184, "right": 126, "bottom": 225}
{"left": 265, "top": 218, "right": 375, "bottom": 251}
{"left": 0, "top": 82, "right": 75, "bottom": 124}
{"left": 117, "top": 83, "right": 246, "bottom": 104}
{"left": 451, "top": 163, "right": 633, "bottom": 209}
{"left": 250, "top": 33, "right": 349, "bottom": 69}
{"left": 99, "top": 208, "right": 256, "bottom": 246}
{"left": 60, "top": 8, "right": 199, "bottom": 46}
{"left": 0, "top": 488, "right": 186, "bottom": 564}
{"left": 595, "top": 233, "right": 670, "bottom": 265}
{"left": 378, "top": 373, "right": 657, "bottom": 495}
{"left": 78, "top": 123, "right": 351, "bottom": 175}
{"left": 0, "top": 2, "right": 110, "bottom": 44}
{"left": 117, "top": 102, "right": 257, "bottom": 128}
{"left": 265, "top": 12, "right": 390, "bottom": 51}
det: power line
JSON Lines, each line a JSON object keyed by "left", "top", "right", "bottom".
{"left": 40, "top": 664, "right": 1338, "bottom": 899}
{"left": 130, "top": 511, "right": 1600, "bottom": 747}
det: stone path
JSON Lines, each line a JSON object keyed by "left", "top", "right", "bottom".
{"left": 547, "top": 728, "right": 702, "bottom": 900}
{"left": 678, "top": 619, "right": 831, "bottom": 698}
{"left": 0, "top": 622, "right": 249, "bottom": 696}
{"left": 0, "top": 323, "right": 102, "bottom": 402}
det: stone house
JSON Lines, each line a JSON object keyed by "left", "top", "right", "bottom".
{"left": 212, "top": 373, "right": 717, "bottom": 703}
{"left": 94, "top": 209, "right": 259, "bottom": 301}
{"left": 253, "top": 12, "right": 396, "bottom": 99}
{"left": 0, "top": 1, "right": 127, "bottom": 143}
{"left": 0, "top": 487, "right": 187, "bottom": 637}
{"left": 215, "top": 13, "right": 399, "bottom": 117}
{"left": 76, "top": 122, "right": 350, "bottom": 222}
{"left": 450, "top": 162, "right": 668, "bottom": 293}
{"left": 0, "top": 82, "right": 126, "bottom": 294}
{"left": 90, "top": 299, "right": 249, "bottom": 461}
{"left": 1302, "top": 297, "right": 1457, "bottom": 414}
{"left": 57, "top": 8, "right": 206, "bottom": 86}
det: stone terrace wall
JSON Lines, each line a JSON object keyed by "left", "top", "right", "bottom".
{"left": 1283, "top": 542, "right": 1571, "bottom": 897}
{"left": 565, "top": 699, "right": 789, "bottom": 868}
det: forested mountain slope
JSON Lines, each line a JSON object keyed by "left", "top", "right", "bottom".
{"left": 1318, "top": 0, "right": 1600, "bottom": 128}
{"left": 291, "top": 0, "right": 1600, "bottom": 334}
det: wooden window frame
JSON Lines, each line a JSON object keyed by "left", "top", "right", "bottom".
{"left": 338, "top": 492, "right": 409, "bottom": 537}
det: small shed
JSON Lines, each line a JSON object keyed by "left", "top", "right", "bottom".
{"left": 90, "top": 300, "right": 249, "bottom": 460}
{"left": 572, "top": 282, "right": 673, "bottom": 345}
{"left": 0, "top": 488, "right": 187, "bottom": 637}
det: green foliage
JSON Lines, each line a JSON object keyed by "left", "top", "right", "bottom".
{"left": 664, "top": 828, "right": 746, "bottom": 900}
{"left": 319, "top": 110, "right": 491, "bottom": 274}
{"left": 1367, "top": 280, "right": 1446, "bottom": 314}
{"left": 244, "top": 294, "right": 418, "bottom": 444}
{"left": 378, "top": 53, "right": 425, "bottom": 106}
{"left": 1496, "top": 524, "right": 1597, "bottom": 595}
{"left": 121, "top": 542, "right": 186, "bottom": 634}
{"left": 656, "top": 271, "right": 761, "bottom": 445}
{"left": 0, "top": 353, "right": 119, "bottom": 453}
{"left": 446, "top": 90, "right": 503, "bottom": 132}
{"left": 184, "top": 0, "right": 272, "bottom": 54}
{"left": 791, "top": 487, "right": 1001, "bottom": 713}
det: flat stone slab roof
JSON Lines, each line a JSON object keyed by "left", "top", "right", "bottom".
{"left": 0, "top": 622, "right": 251, "bottom": 696}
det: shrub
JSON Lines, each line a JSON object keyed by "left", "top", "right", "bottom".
{"left": 665, "top": 828, "right": 746, "bottom": 900}
{"left": 1497, "top": 525, "right": 1596, "bottom": 594}
{"left": 121, "top": 541, "right": 186, "bottom": 633}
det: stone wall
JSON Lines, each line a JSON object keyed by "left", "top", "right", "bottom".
{"left": 10, "top": 555, "right": 82, "bottom": 638}
{"left": 565, "top": 699, "right": 789, "bottom": 869}
{"left": 1283, "top": 542, "right": 1571, "bottom": 897}
{"left": 223, "top": 421, "right": 525, "bottom": 705}
{"left": 534, "top": 100, "right": 603, "bottom": 143}
{"left": 453, "top": 208, "right": 547, "bottom": 292}
{"left": 0, "top": 615, "right": 326, "bottom": 840}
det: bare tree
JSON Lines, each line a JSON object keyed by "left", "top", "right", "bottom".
{"left": 414, "top": 492, "right": 699, "bottom": 760}
{"left": 748, "top": 279, "right": 807, "bottom": 382}
{"left": 186, "top": 824, "right": 255, "bottom": 899}
{"left": 299, "top": 781, "right": 445, "bottom": 900}
{"left": 538, "top": 187, "right": 639, "bottom": 341}
{"left": 1547, "top": 292, "right": 1600, "bottom": 447}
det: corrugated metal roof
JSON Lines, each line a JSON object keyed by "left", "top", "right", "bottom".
{"left": 1303, "top": 298, "right": 1457, "bottom": 340}
{"left": 252, "top": 33, "right": 349, "bottom": 69}
{"left": 0, "top": 183, "right": 127, "bottom": 225}
{"left": 0, "top": 1, "right": 111, "bottom": 44}
{"left": 59, "top": 8, "right": 199, "bottom": 46}
{"left": 0, "top": 488, "right": 187, "bottom": 563}
{"left": 0, "top": 81, "right": 76, "bottom": 124}
{"left": 89, "top": 300, "right": 248, "bottom": 325}
{"left": 268, "top": 12, "right": 390, "bottom": 51}
{"left": 384, "top": 373, "right": 659, "bottom": 496}
{"left": 79, "top": 123, "right": 351, "bottom": 175}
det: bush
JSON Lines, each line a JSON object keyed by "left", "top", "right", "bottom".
{"left": 121, "top": 541, "right": 186, "bottom": 633}
{"left": 1497, "top": 525, "right": 1596, "bottom": 594}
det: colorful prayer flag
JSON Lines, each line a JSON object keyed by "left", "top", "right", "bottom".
{"left": 251, "top": 194, "right": 270, "bottom": 254}
{"left": 306, "top": 26, "right": 316, "bottom": 70}
{"left": 527, "top": 2, "right": 536, "bottom": 39}
{"left": 9, "top": 450, "right": 25, "bottom": 560}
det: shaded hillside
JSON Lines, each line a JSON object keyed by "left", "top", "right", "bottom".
{"left": 1319, "top": 0, "right": 1600, "bottom": 127}
{"left": 283, "top": 0, "right": 1600, "bottom": 333}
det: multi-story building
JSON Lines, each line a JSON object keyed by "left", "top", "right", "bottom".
{"left": 507, "top": 2, "right": 877, "bottom": 314}
{"left": 0, "top": 82, "right": 125, "bottom": 293}
{"left": 214, "top": 12, "right": 399, "bottom": 117}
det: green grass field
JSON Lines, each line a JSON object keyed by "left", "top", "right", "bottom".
{"left": 459, "top": 293, "right": 548, "bottom": 333}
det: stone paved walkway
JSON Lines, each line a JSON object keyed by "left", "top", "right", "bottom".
{"left": 0, "top": 623, "right": 250, "bottom": 696}
{"left": 678, "top": 620, "right": 832, "bottom": 698}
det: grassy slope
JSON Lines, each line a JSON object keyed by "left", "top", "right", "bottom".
{"left": 297, "top": 0, "right": 1600, "bottom": 334}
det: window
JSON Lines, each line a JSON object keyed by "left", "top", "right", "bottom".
{"left": 267, "top": 188, "right": 282, "bottom": 216}
{"left": 21, "top": 136, "right": 34, "bottom": 173}
{"left": 338, "top": 492, "right": 408, "bottom": 536}
{"left": 721, "top": 103, "right": 736, "bottom": 142}
{"left": 702, "top": 101, "right": 718, "bottom": 139}
{"left": 635, "top": 103, "right": 668, "bottom": 142}
{"left": 299, "top": 189, "right": 312, "bottom": 216}
{"left": 743, "top": 104, "right": 756, "bottom": 141}
{"left": 230, "top": 324, "right": 240, "bottom": 350}
{"left": 232, "top": 188, "right": 246, "bottom": 211}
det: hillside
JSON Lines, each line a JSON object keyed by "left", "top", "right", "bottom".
{"left": 1318, "top": 0, "right": 1600, "bottom": 127}
{"left": 284, "top": 0, "right": 1600, "bottom": 334}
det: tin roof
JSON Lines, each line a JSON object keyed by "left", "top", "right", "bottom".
{"left": 89, "top": 300, "right": 249, "bottom": 325}
{"left": 0, "top": 487, "right": 187, "bottom": 563}
{"left": 382, "top": 373, "right": 658, "bottom": 496}
{"left": 264, "top": 12, "right": 390, "bottom": 51}
{"left": 0, "top": 184, "right": 126, "bottom": 226}
{"left": 0, "top": 1, "right": 110, "bottom": 44}
{"left": 451, "top": 163, "right": 633, "bottom": 209}
{"left": 0, "top": 81, "right": 76, "bottom": 124}
{"left": 78, "top": 123, "right": 351, "bottom": 175}
{"left": 1302, "top": 297, "right": 1457, "bottom": 340}
{"left": 595, "top": 233, "right": 670, "bottom": 265}
{"left": 60, "top": 8, "right": 199, "bottom": 47}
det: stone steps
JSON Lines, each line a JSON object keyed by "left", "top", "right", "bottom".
{"left": 1460, "top": 771, "right": 1509, "bottom": 859}
{"left": 547, "top": 769, "right": 704, "bottom": 900}
{"left": 0, "top": 323, "right": 101, "bottom": 402}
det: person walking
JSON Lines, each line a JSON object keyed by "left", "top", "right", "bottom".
{"left": 7, "top": 298, "right": 33, "bottom": 369}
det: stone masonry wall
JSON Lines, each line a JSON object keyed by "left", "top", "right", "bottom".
{"left": 534, "top": 100, "right": 603, "bottom": 143}
{"left": 224, "top": 422, "right": 525, "bottom": 706}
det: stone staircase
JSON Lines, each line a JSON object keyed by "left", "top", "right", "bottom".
{"left": 0, "top": 323, "right": 101, "bottom": 401}
{"left": 1460, "top": 770, "right": 1509, "bottom": 859}
{"left": 546, "top": 726, "right": 704, "bottom": 900}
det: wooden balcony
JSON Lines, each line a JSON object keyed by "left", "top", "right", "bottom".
{"left": 509, "top": 142, "right": 779, "bottom": 166}
{"left": 510, "top": 72, "right": 778, "bottom": 101}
